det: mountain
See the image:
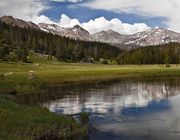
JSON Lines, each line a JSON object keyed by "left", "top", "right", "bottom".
{"left": 39, "top": 24, "right": 93, "bottom": 41}
{"left": 125, "top": 28, "right": 180, "bottom": 46}
{"left": 91, "top": 29, "right": 133, "bottom": 49}
{"left": 92, "top": 29, "right": 128, "bottom": 44}
{"left": 1, "top": 16, "right": 180, "bottom": 48}
{"left": 39, "top": 23, "right": 65, "bottom": 36}
{"left": 0, "top": 16, "right": 93, "bottom": 41}
{"left": 0, "top": 16, "right": 121, "bottom": 62}
{"left": 0, "top": 16, "right": 39, "bottom": 30}
{"left": 63, "top": 25, "right": 93, "bottom": 41}
{"left": 93, "top": 28, "right": 180, "bottom": 48}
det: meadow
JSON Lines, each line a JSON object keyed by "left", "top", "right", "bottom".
{"left": 1, "top": 61, "right": 180, "bottom": 94}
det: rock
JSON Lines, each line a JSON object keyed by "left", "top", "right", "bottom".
{"left": 4, "top": 72, "right": 14, "bottom": 76}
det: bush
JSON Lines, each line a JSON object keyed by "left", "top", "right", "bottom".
{"left": 165, "top": 64, "right": 171, "bottom": 68}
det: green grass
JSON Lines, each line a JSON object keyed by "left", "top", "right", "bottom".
{"left": 1, "top": 62, "right": 180, "bottom": 94}
{"left": 1, "top": 61, "right": 180, "bottom": 140}
{"left": 0, "top": 94, "right": 87, "bottom": 140}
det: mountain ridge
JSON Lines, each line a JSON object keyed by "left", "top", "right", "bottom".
{"left": 1, "top": 16, "right": 180, "bottom": 49}
{"left": 0, "top": 16, "right": 39, "bottom": 30}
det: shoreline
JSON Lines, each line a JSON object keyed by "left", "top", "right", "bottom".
{"left": 1, "top": 62, "right": 180, "bottom": 139}
{"left": 0, "top": 94, "right": 88, "bottom": 140}
{"left": 1, "top": 62, "right": 180, "bottom": 94}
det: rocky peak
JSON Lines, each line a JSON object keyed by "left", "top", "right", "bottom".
{"left": 64, "top": 25, "right": 93, "bottom": 41}
{"left": 38, "top": 23, "right": 65, "bottom": 36}
{"left": 106, "top": 29, "right": 118, "bottom": 34}
{"left": 92, "top": 29, "right": 128, "bottom": 44}
{"left": 2, "top": 15, "right": 180, "bottom": 48}
{"left": 70, "top": 25, "right": 90, "bottom": 35}
{"left": 126, "top": 28, "right": 180, "bottom": 46}
{"left": 72, "top": 25, "right": 82, "bottom": 29}
{"left": 38, "top": 23, "right": 93, "bottom": 41}
{"left": 0, "top": 16, "right": 39, "bottom": 30}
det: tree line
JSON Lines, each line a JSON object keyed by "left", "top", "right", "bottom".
{"left": 117, "top": 43, "right": 180, "bottom": 64}
{"left": 0, "top": 21, "right": 121, "bottom": 62}
{"left": 1, "top": 20, "right": 180, "bottom": 64}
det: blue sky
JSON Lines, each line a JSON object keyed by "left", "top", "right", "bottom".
{"left": 42, "top": 0, "right": 167, "bottom": 28}
{"left": 0, "top": 0, "right": 180, "bottom": 34}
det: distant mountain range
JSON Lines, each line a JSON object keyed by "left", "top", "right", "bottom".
{"left": 39, "top": 23, "right": 93, "bottom": 41}
{"left": 1, "top": 16, "right": 180, "bottom": 49}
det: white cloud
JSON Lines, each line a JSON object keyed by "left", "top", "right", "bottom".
{"left": 81, "top": 0, "right": 180, "bottom": 32}
{"left": 49, "top": 0, "right": 82, "bottom": 3}
{"left": 0, "top": 0, "right": 150, "bottom": 35}
{"left": 59, "top": 14, "right": 150, "bottom": 35}
{"left": 0, "top": 0, "right": 55, "bottom": 24}
{"left": 31, "top": 15, "right": 56, "bottom": 24}
{"left": 59, "top": 14, "right": 80, "bottom": 27}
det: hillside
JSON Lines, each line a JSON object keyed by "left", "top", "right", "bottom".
{"left": 1, "top": 16, "right": 180, "bottom": 50}
{"left": 0, "top": 18, "right": 121, "bottom": 63}
{"left": 117, "top": 43, "right": 180, "bottom": 64}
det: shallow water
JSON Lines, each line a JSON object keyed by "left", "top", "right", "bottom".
{"left": 25, "top": 78, "right": 180, "bottom": 140}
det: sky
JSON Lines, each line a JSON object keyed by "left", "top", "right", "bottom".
{"left": 0, "top": 0, "right": 179, "bottom": 35}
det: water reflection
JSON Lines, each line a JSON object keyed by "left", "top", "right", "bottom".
{"left": 41, "top": 78, "right": 180, "bottom": 140}
{"left": 43, "top": 80, "right": 180, "bottom": 115}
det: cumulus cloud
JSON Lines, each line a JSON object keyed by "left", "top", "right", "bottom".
{"left": 59, "top": 14, "right": 80, "bottom": 27}
{"left": 0, "top": 0, "right": 150, "bottom": 35}
{"left": 59, "top": 14, "right": 150, "bottom": 34}
{"left": 81, "top": 0, "right": 180, "bottom": 32}
{"left": 0, "top": 0, "right": 55, "bottom": 24}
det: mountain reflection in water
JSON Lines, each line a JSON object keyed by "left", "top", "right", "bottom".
{"left": 43, "top": 80, "right": 179, "bottom": 115}
{"left": 42, "top": 79, "right": 180, "bottom": 140}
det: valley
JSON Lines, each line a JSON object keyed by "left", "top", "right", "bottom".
{"left": 1, "top": 61, "right": 180, "bottom": 95}
{"left": 1, "top": 15, "right": 180, "bottom": 140}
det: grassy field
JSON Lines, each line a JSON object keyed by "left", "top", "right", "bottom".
{"left": 0, "top": 60, "right": 93, "bottom": 140}
{"left": 0, "top": 94, "right": 87, "bottom": 140}
{"left": 1, "top": 61, "right": 180, "bottom": 94}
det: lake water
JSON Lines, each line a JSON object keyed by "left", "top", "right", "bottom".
{"left": 22, "top": 78, "right": 180, "bottom": 140}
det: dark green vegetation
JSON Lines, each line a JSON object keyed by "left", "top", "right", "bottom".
{"left": 1, "top": 19, "right": 180, "bottom": 65}
{"left": 0, "top": 20, "right": 121, "bottom": 63}
{"left": 0, "top": 94, "right": 87, "bottom": 140}
{"left": 117, "top": 43, "right": 180, "bottom": 64}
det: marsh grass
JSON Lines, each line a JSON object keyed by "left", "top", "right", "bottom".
{"left": 1, "top": 62, "right": 180, "bottom": 94}
{"left": 0, "top": 94, "right": 87, "bottom": 140}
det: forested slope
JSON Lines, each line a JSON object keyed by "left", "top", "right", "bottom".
{"left": 0, "top": 21, "right": 121, "bottom": 62}
{"left": 117, "top": 43, "right": 180, "bottom": 64}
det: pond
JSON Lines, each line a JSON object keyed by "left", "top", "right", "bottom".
{"left": 18, "top": 78, "right": 180, "bottom": 140}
